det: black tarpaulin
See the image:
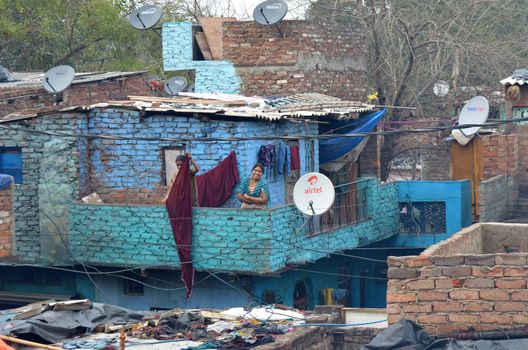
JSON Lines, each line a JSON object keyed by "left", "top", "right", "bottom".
{"left": 1, "top": 303, "right": 148, "bottom": 344}
{"left": 362, "top": 319, "right": 528, "bottom": 350}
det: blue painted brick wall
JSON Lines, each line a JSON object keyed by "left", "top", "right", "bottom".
{"left": 87, "top": 108, "right": 318, "bottom": 207}
{"left": 69, "top": 179, "right": 399, "bottom": 274}
{"left": 162, "top": 22, "right": 241, "bottom": 93}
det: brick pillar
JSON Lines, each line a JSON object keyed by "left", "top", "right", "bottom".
{"left": 360, "top": 135, "right": 381, "bottom": 178}
{"left": 0, "top": 176, "right": 14, "bottom": 258}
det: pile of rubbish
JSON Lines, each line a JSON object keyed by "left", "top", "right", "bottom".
{"left": 0, "top": 300, "right": 307, "bottom": 350}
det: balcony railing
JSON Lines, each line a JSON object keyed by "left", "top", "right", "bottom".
{"left": 305, "top": 179, "right": 370, "bottom": 235}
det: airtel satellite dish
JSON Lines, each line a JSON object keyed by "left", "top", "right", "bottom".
{"left": 164, "top": 76, "right": 188, "bottom": 96}
{"left": 433, "top": 80, "right": 449, "bottom": 97}
{"left": 42, "top": 65, "right": 75, "bottom": 93}
{"left": 128, "top": 4, "right": 163, "bottom": 30}
{"left": 457, "top": 96, "right": 489, "bottom": 137}
{"left": 293, "top": 172, "right": 335, "bottom": 216}
{"left": 253, "top": 0, "right": 288, "bottom": 26}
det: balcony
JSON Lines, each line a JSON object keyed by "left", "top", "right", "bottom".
{"left": 69, "top": 178, "right": 399, "bottom": 274}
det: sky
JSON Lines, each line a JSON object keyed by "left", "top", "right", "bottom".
{"left": 206, "top": 0, "right": 309, "bottom": 20}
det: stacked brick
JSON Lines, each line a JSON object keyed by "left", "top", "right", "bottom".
{"left": 222, "top": 20, "right": 367, "bottom": 101}
{"left": 481, "top": 134, "right": 518, "bottom": 180}
{"left": 387, "top": 226, "right": 528, "bottom": 336}
{"left": 0, "top": 178, "right": 13, "bottom": 258}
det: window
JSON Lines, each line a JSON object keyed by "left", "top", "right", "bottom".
{"left": 123, "top": 279, "right": 144, "bottom": 296}
{"left": 0, "top": 148, "right": 22, "bottom": 184}
{"left": 162, "top": 147, "right": 185, "bottom": 185}
{"left": 399, "top": 201, "right": 446, "bottom": 234}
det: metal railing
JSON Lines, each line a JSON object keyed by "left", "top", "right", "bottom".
{"left": 306, "top": 179, "right": 370, "bottom": 235}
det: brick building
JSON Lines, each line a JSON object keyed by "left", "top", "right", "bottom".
{"left": 0, "top": 71, "right": 150, "bottom": 119}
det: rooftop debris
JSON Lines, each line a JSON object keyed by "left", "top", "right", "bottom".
{"left": 1, "top": 92, "right": 376, "bottom": 124}
{"left": 0, "top": 300, "right": 318, "bottom": 350}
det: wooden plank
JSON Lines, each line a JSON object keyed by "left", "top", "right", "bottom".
{"left": 198, "top": 17, "right": 236, "bottom": 60}
{"left": 195, "top": 32, "right": 213, "bottom": 60}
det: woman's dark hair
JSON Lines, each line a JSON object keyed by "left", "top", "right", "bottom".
{"left": 176, "top": 155, "right": 186, "bottom": 162}
{"left": 252, "top": 163, "right": 264, "bottom": 172}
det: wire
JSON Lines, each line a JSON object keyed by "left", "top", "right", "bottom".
{"left": 1, "top": 117, "right": 526, "bottom": 142}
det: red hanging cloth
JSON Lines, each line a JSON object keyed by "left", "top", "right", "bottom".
{"left": 196, "top": 151, "right": 239, "bottom": 207}
{"left": 165, "top": 156, "right": 194, "bottom": 299}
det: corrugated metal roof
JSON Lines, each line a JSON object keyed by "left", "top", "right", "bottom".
{"left": 1, "top": 93, "right": 377, "bottom": 123}
{"left": 500, "top": 76, "right": 528, "bottom": 86}
{"left": 0, "top": 71, "right": 146, "bottom": 90}
{"left": 500, "top": 69, "right": 528, "bottom": 86}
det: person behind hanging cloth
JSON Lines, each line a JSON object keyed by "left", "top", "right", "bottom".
{"left": 236, "top": 163, "right": 270, "bottom": 209}
{"left": 167, "top": 153, "right": 200, "bottom": 206}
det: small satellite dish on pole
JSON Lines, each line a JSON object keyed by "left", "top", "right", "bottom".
{"left": 451, "top": 96, "right": 489, "bottom": 145}
{"left": 128, "top": 4, "right": 163, "bottom": 31}
{"left": 293, "top": 172, "right": 335, "bottom": 216}
{"left": 164, "top": 77, "right": 188, "bottom": 96}
{"left": 253, "top": 0, "right": 288, "bottom": 37}
{"left": 42, "top": 65, "right": 75, "bottom": 93}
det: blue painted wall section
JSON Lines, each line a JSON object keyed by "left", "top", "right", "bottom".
{"left": 87, "top": 108, "right": 317, "bottom": 207}
{"left": 69, "top": 179, "right": 399, "bottom": 274}
{"left": 163, "top": 22, "right": 241, "bottom": 93}
{"left": 382, "top": 180, "right": 472, "bottom": 248}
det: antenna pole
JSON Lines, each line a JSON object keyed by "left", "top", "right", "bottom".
{"left": 308, "top": 201, "right": 316, "bottom": 215}
{"left": 45, "top": 77, "right": 57, "bottom": 92}
{"left": 274, "top": 24, "right": 284, "bottom": 38}
{"left": 136, "top": 13, "right": 147, "bottom": 28}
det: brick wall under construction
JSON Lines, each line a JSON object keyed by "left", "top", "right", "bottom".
{"left": 223, "top": 20, "right": 368, "bottom": 101}
{"left": 387, "top": 223, "right": 528, "bottom": 336}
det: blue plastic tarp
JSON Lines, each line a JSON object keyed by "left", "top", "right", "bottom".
{"left": 0, "top": 174, "right": 12, "bottom": 190}
{"left": 319, "top": 110, "right": 386, "bottom": 165}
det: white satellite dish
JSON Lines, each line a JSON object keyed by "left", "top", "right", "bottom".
{"left": 433, "top": 80, "right": 450, "bottom": 97}
{"left": 253, "top": 0, "right": 288, "bottom": 26}
{"left": 42, "top": 65, "right": 75, "bottom": 93}
{"left": 293, "top": 172, "right": 335, "bottom": 216}
{"left": 456, "top": 96, "right": 489, "bottom": 137}
{"left": 128, "top": 4, "right": 163, "bottom": 30}
{"left": 164, "top": 76, "right": 188, "bottom": 96}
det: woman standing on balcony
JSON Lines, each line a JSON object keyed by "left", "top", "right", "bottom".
{"left": 236, "top": 163, "right": 270, "bottom": 209}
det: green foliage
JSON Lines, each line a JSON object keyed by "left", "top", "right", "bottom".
{"left": 0, "top": 0, "right": 163, "bottom": 72}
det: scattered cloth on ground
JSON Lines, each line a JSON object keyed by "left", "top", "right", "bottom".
{"left": 196, "top": 151, "right": 239, "bottom": 207}
{"left": 63, "top": 337, "right": 117, "bottom": 349}
{"left": 165, "top": 156, "right": 195, "bottom": 299}
{"left": 221, "top": 307, "right": 304, "bottom": 322}
{"left": 2, "top": 303, "right": 148, "bottom": 344}
{"left": 207, "top": 321, "right": 238, "bottom": 334}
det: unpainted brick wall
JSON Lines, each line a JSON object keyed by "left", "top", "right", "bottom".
{"left": 0, "top": 180, "right": 14, "bottom": 257}
{"left": 0, "top": 74, "right": 150, "bottom": 118}
{"left": 223, "top": 20, "right": 367, "bottom": 101}
{"left": 387, "top": 224, "right": 528, "bottom": 336}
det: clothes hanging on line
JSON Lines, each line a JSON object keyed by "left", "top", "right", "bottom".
{"left": 277, "top": 142, "right": 291, "bottom": 175}
{"left": 165, "top": 156, "right": 194, "bottom": 299}
{"left": 196, "top": 151, "right": 239, "bottom": 207}
{"left": 290, "top": 145, "right": 300, "bottom": 171}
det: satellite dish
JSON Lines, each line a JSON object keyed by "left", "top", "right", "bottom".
{"left": 433, "top": 80, "right": 450, "bottom": 97}
{"left": 456, "top": 96, "right": 489, "bottom": 137}
{"left": 42, "top": 65, "right": 75, "bottom": 93}
{"left": 164, "top": 77, "right": 188, "bottom": 96}
{"left": 128, "top": 4, "right": 163, "bottom": 30}
{"left": 253, "top": 0, "right": 288, "bottom": 26}
{"left": 293, "top": 172, "right": 335, "bottom": 216}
